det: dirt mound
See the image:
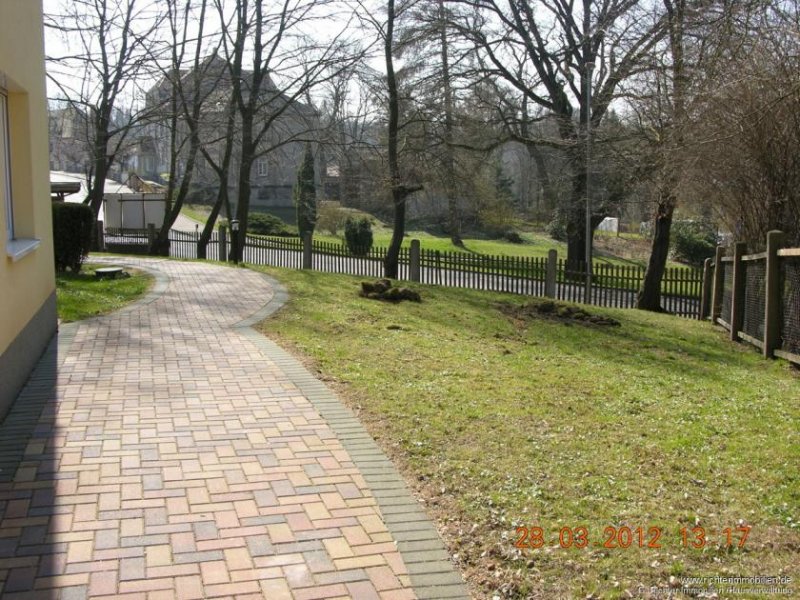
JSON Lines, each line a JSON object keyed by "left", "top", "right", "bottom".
{"left": 360, "top": 279, "right": 421, "bottom": 303}
{"left": 500, "top": 298, "right": 621, "bottom": 327}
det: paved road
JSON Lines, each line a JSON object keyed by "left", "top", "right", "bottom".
{"left": 172, "top": 213, "right": 204, "bottom": 233}
{"left": 0, "top": 259, "right": 467, "bottom": 599}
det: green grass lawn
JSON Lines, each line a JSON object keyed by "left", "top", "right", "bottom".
{"left": 316, "top": 228, "right": 691, "bottom": 270}
{"left": 181, "top": 203, "right": 214, "bottom": 224}
{"left": 56, "top": 264, "right": 153, "bottom": 322}
{"left": 251, "top": 266, "right": 799, "bottom": 599}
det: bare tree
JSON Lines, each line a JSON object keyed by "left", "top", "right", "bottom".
{"left": 45, "top": 0, "right": 165, "bottom": 220}
{"left": 690, "top": 1, "right": 800, "bottom": 247}
{"left": 359, "top": 0, "right": 426, "bottom": 277}
{"left": 635, "top": 0, "right": 689, "bottom": 311}
{"left": 453, "top": 0, "right": 667, "bottom": 266}
{"left": 394, "top": 0, "right": 472, "bottom": 245}
{"left": 149, "top": 0, "right": 222, "bottom": 254}
{"left": 216, "top": 0, "right": 358, "bottom": 262}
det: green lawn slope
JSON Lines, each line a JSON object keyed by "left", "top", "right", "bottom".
{"left": 252, "top": 266, "right": 799, "bottom": 599}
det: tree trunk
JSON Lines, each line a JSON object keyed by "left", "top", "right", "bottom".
{"left": 637, "top": 198, "right": 675, "bottom": 311}
{"left": 527, "top": 143, "right": 554, "bottom": 214}
{"left": 384, "top": 193, "right": 406, "bottom": 279}
{"left": 638, "top": 0, "right": 685, "bottom": 310}
{"left": 383, "top": 0, "right": 408, "bottom": 278}
{"left": 88, "top": 142, "right": 111, "bottom": 220}
{"left": 197, "top": 191, "right": 225, "bottom": 259}
{"left": 438, "top": 0, "right": 461, "bottom": 247}
{"left": 231, "top": 112, "right": 255, "bottom": 262}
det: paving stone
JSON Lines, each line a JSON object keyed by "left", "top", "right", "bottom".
{"left": 0, "top": 259, "right": 468, "bottom": 600}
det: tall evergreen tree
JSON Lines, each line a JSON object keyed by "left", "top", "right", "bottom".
{"left": 294, "top": 143, "right": 317, "bottom": 237}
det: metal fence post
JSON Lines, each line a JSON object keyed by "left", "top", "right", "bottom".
{"left": 219, "top": 225, "right": 227, "bottom": 262}
{"left": 302, "top": 232, "right": 312, "bottom": 269}
{"left": 409, "top": 239, "right": 421, "bottom": 282}
{"left": 730, "top": 241, "right": 747, "bottom": 341}
{"left": 710, "top": 245, "right": 725, "bottom": 324}
{"left": 764, "top": 230, "right": 785, "bottom": 358}
{"left": 545, "top": 249, "right": 557, "bottom": 298}
{"left": 700, "top": 257, "right": 713, "bottom": 320}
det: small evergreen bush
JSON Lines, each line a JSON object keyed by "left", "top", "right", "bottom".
{"left": 247, "top": 213, "right": 296, "bottom": 237}
{"left": 294, "top": 143, "right": 316, "bottom": 237}
{"left": 671, "top": 220, "right": 717, "bottom": 266}
{"left": 52, "top": 202, "right": 94, "bottom": 273}
{"left": 344, "top": 216, "right": 373, "bottom": 256}
{"left": 547, "top": 215, "right": 568, "bottom": 242}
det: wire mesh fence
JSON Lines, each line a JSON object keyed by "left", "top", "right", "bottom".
{"left": 708, "top": 234, "right": 800, "bottom": 366}
{"left": 781, "top": 257, "right": 800, "bottom": 355}
{"left": 719, "top": 260, "right": 733, "bottom": 328}
{"left": 742, "top": 258, "right": 766, "bottom": 342}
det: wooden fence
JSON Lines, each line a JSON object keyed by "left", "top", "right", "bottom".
{"left": 704, "top": 230, "right": 800, "bottom": 365}
{"left": 103, "top": 225, "right": 704, "bottom": 319}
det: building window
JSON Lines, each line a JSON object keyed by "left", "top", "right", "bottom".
{"left": 1, "top": 90, "right": 12, "bottom": 241}
{"left": 256, "top": 158, "right": 268, "bottom": 177}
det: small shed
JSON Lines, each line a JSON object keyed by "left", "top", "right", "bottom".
{"left": 103, "top": 193, "right": 166, "bottom": 231}
{"left": 597, "top": 217, "right": 619, "bottom": 233}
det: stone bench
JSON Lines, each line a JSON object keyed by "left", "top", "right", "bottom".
{"left": 95, "top": 267, "right": 124, "bottom": 280}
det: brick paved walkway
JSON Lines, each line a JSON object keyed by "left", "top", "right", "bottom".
{"left": 0, "top": 259, "right": 468, "bottom": 600}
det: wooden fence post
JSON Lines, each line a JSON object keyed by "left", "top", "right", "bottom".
{"left": 700, "top": 257, "right": 713, "bottom": 320}
{"left": 219, "top": 225, "right": 227, "bottom": 262}
{"left": 729, "top": 241, "right": 747, "bottom": 341}
{"left": 302, "top": 232, "right": 312, "bottom": 270}
{"left": 545, "top": 249, "right": 557, "bottom": 298}
{"left": 710, "top": 245, "right": 725, "bottom": 323}
{"left": 409, "top": 239, "right": 420, "bottom": 282}
{"left": 763, "top": 230, "right": 785, "bottom": 358}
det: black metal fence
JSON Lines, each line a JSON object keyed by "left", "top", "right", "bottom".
{"left": 102, "top": 228, "right": 704, "bottom": 318}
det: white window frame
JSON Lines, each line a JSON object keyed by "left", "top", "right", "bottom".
{"left": 2, "top": 87, "right": 40, "bottom": 261}
{"left": 256, "top": 157, "right": 268, "bottom": 177}
{"left": 1, "top": 89, "right": 12, "bottom": 242}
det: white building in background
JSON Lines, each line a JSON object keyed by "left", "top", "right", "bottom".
{"left": 49, "top": 171, "right": 166, "bottom": 230}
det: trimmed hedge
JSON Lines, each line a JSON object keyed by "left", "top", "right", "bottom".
{"left": 52, "top": 201, "right": 94, "bottom": 273}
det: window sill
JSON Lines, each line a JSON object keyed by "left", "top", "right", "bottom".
{"left": 6, "top": 238, "right": 41, "bottom": 262}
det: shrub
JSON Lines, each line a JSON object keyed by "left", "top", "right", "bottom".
{"left": 247, "top": 213, "right": 296, "bottom": 237}
{"left": 477, "top": 200, "right": 516, "bottom": 238}
{"left": 547, "top": 215, "right": 568, "bottom": 242}
{"left": 344, "top": 216, "right": 373, "bottom": 256}
{"left": 671, "top": 220, "right": 717, "bottom": 266}
{"left": 52, "top": 202, "right": 94, "bottom": 273}
{"left": 294, "top": 143, "right": 316, "bottom": 237}
{"left": 317, "top": 201, "right": 348, "bottom": 235}
{"left": 503, "top": 230, "right": 524, "bottom": 244}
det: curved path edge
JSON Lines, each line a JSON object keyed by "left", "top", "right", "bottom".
{"left": 237, "top": 272, "right": 469, "bottom": 599}
{"left": 87, "top": 258, "right": 471, "bottom": 600}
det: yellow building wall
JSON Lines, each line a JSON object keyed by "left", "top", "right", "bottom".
{"left": 0, "top": 2, "right": 55, "bottom": 356}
